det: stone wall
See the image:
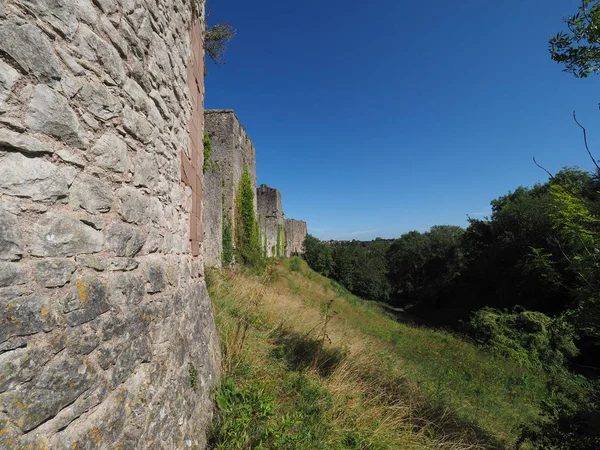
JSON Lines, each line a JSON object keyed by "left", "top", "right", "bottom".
{"left": 0, "top": 1, "right": 220, "bottom": 448}
{"left": 203, "top": 110, "right": 256, "bottom": 267}
{"left": 257, "top": 184, "right": 285, "bottom": 258}
{"left": 285, "top": 219, "right": 308, "bottom": 256}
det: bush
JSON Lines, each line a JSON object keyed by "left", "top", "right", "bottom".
{"left": 468, "top": 307, "right": 579, "bottom": 369}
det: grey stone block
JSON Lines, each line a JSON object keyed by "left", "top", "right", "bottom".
{"left": 0, "top": 289, "right": 54, "bottom": 344}
{"left": 70, "top": 173, "right": 113, "bottom": 213}
{"left": 0, "top": 262, "right": 25, "bottom": 287}
{"left": 25, "top": 84, "right": 89, "bottom": 149}
{"left": 90, "top": 132, "right": 128, "bottom": 173}
{"left": 0, "top": 152, "right": 74, "bottom": 202}
{"left": 62, "top": 278, "right": 110, "bottom": 326}
{"left": 31, "top": 213, "right": 104, "bottom": 257}
{"left": 106, "top": 221, "right": 146, "bottom": 257}
{"left": 34, "top": 259, "right": 76, "bottom": 287}
{"left": 0, "top": 207, "right": 22, "bottom": 261}
{"left": 0, "top": 20, "right": 61, "bottom": 82}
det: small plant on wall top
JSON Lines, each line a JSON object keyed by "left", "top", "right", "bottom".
{"left": 235, "top": 165, "right": 263, "bottom": 267}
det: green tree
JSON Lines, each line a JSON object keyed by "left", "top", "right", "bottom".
{"left": 302, "top": 235, "right": 334, "bottom": 277}
{"left": 550, "top": 0, "right": 600, "bottom": 77}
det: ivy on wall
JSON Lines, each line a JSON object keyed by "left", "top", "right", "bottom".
{"left": 235, "top": 165, "right": 262, "bottom": 267}
{"left": 203, "top": 131, "right": 216, "bottom": 174}
{"left": 222, "top": 217, "right": 233, "bottom": 266}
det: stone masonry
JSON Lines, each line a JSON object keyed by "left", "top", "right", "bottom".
{"left": 257, "top": 184, "right": 285, "bottom": 258}
{"left": 203, "top": 110, "right": 257, "bottom": 267}
{"left": 285, "top": 219, "right": 308, "bottom": 256}
{"left": 0, "top": 1, "right": 220, "bottom": 448}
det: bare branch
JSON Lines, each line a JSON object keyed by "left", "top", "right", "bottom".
{"left": 533, "top": 157, "right": 555, "bottom": 179}
{"left": 573, "top": 111, "right": 600, "bottom": 171}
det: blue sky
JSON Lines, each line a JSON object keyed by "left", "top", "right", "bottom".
{"left": 205, "top": 0, "right": 599, "bottom": 241}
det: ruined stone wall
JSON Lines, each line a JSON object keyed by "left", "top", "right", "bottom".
{"left": 285, "top": 219, "right": 308, "bottom": 256}
{"left": 257, "top": 184, "right": 285, "bottom": 258}
{"left": 203, "top": 110, "right": 256, "bottom": 266}
{"left": 202, "top": 162, "right": 223, "bottom": 268}
{"left": 0, "top": 1, "right": 220, "bottom": 448}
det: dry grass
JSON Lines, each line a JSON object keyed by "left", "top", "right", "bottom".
{"left": 207, "top": 259, "right": 545, "bottom": 449}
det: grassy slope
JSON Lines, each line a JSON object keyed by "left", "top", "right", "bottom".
{"left": 207, "top": 258, "right": 548, "bottom": 449}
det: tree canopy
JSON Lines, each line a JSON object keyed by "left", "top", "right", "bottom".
{"left": 550, "top": 0, "right": 600, "bottom": 77}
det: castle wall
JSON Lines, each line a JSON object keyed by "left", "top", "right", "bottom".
{"left": 203, "top": 110, "right": 256, "bottom": 266}
{"left": 257, "top": 184, "right": 285, "bottom": 257}
{"left": 285, "top": 219, "right": 308, "bottom": 256}
{"left": 202, "top": 161, "right": 223, "bottom": 267}
{"left": 0, "top": 1, "right": 220, "bottom": 448}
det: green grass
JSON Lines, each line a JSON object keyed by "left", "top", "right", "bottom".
{"left": 207, "top": 259, "right": 552, "bottom": 449}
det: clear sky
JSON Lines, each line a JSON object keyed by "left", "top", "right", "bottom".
{"left": 205, "top": 0, "right": 599, "bottom": 241}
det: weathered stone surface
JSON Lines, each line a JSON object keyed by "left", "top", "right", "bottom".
{"left": 0, "top": 1, "right": 221, "bottom": 447}
{"left": 68, "top": 328, "right": 99, "bottom": 355}
{"left": 69, "top": 173, "right": 113, "bottom": 213}
{"left": 0, "top": 128, "right": 54, "bottom": 154}
{"left": 62, "top": 278, "right": 110, "bottom": 326}
{"left": 75, "top": 24, "right": 125, "bottom": 85}
{"left": 93, "top": 0, "right": 118, "bottom": 14}
{"left": 34, "top": 259, "right": 76, "bottom": 287}
{"left": 133, "top": 151, "right": 158, "bottom": 188}
{"left": 107, "top": 258, "right": 138, "bottom": 271}
{"left": 106, "top": 221, "right": 146, "bottom": 257}
{"left": 123, "top": 106, "right": 154, "bottom": 143}
{"left": 0, "top": 348, "right": 50, "bottom": 393}
{"left": 0, "top": 207, "right": 22, "bottom": 261}
{"left": 0, "top": 59, "right": 20, "bottom": 104}
{"left": 0, "top": 356, "right": 97, "bottom": 432}
{"left": 74, "top": 0, "right": 98, "bottom": 25}
{"left": 0, "top": 262, "right": 25, "bottom": 287}
{"left": 90, "top": 132, "right": 128, "bottom": 173}
{"left": 76, "top": 254, "right": 107, "bottom": 271}
{"left": 0, "top": 20, "right": 61, "bottom": 82}
{"left": 101, "top": 15, "right": 128, "bottom": 56}
{"left": 111, "top": 336, "right": 151, "bottom": 386}
{"left": 0, "top": 346, "right": 50, "bottom": 393}
{"left": 56, "top": 147, "right": 86, "bottom": 167}
{"left": 32, "top": 213, "right": 104, "bottom": 257}
{"left": 25, "top": 84, "right": 89, "bottom": 149}
{"left": 20, "top": 0, "right": 79, "bottom": 38}
{"left": 123, "top": 78, "right": 163, "bottom": 127}
{"left": 116, "top": 186, "right": 150, "bottom": 224}
{"left": 0, "top": 152, "right": 72, "bottom": 202}
{"left": 0, "top": 289, "right": 54, "bottom": 344}
{"left": 143, "top": 258, "right": 166, "bottom": 293}
{"left": 285, "top": 219, "right": 308, "bottom": 257}
{"left": 78, "top": 79, "right": 122, "bottom": 120}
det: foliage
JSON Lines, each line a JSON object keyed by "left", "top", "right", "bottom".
{"left": 550, "top": 0, "right": 600, "bottom": 77}
{"left": 205, "top": 23, "right": 236, "bottom": 66}
{"left": 386, "top": 225, "right": 464, "bottom": 311}
{"left": 189, "top": 362, "right": 198, "bottom": 390}
{"left": 202, "top": 131, "right": 215, "bottom": 174}
{"left": 222, "top": 218, "right": 233, "bottom": 266}
{"left": 518, "top": 379, "right": 600, "bottom": 450}
{"left": 302, "top": 236, "right": 392, "bottom": 301}
{"left": 288, "top": 256, "right": 302, "bottom": 272}
{"left": 303, "top": 235, "right": 334, "bottom": 277}
{"left": 235, "top": 165, "right": 263, "bottom": 267}
{"left": 468, "top": 307, "right": 579, "bottom": 369}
